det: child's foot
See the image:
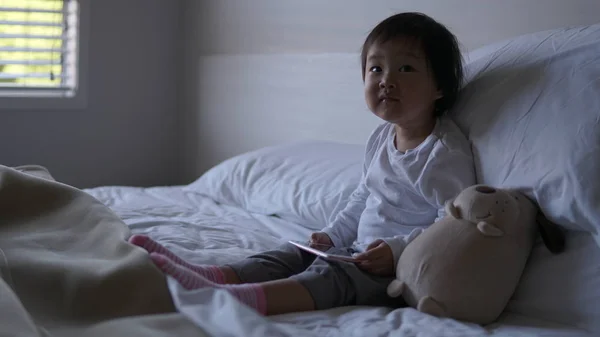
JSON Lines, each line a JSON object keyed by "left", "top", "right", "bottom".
{"left": 150, "top": 253, "right": 267, "bottom": 315}
{"left": 128, "top": 234, "right": 225, "bottom": 284}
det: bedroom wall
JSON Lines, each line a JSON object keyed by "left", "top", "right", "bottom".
{"left": 0, "top": 0, "right": 183, "bottom": 188}
{"left": 180, "top": 0, "right": 600, "bottom": 183}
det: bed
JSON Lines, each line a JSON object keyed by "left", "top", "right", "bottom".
{"left": 1, "top": 22, "right": 599, "bottom": 337}
{"left": 82, "top": 185, "right": 599, "bottom": 337}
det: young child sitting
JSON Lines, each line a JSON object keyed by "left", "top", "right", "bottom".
{"left": 129, "top": 12, "right": 476, "bottom": 316}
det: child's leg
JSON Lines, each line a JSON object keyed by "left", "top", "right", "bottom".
{"left": 225, "top": 242, "right": 317, "bottom": 284}
{"left": 152, "top": 246, "right": 400, "bottom": 315}
{"left": 289, "top": 247, "right": 406, "bottom": 310}
{"left": 131, "top": 234, "right": 316, "bottom": 285}
{"left": 129, "top": 234, "right": 229, "bottom": 283}
{"left": 152, "top": 253, "right": 314, "bottom": 315}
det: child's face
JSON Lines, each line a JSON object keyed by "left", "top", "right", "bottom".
{"left": 364, "top": 37, "right": 442, "bottom": 126}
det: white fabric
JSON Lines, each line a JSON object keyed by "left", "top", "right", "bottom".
{"left": 322, "top": 117, "right": 476, "bottom": 265}
{"left": 84, "top": 185, "right": 599, "bottom": 337}
{"left": 505, "top": 232, "right": 600, "bottom": 332}
{"left": 452, "top": 24, "right": 600, "bottom": 244}
{"left": 86, "top": 186, "right": 313, "bottom": 265}
{"left": 184, "top": 141, "right": 364, "bottom": 231}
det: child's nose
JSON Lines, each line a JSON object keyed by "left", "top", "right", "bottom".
{"left": 379, "top": 79, "right": 396, "bottom": 90}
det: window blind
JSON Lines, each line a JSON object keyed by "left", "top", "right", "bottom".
{"left": 0, "top": 0, "right": 79, "bottom": 97}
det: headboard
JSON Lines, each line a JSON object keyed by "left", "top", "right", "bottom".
{"left": 180, "top": 0, "right": 600, "bottom": 179}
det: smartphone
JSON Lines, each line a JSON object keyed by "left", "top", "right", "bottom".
{"left": 288, "top": 240, "right": 359, "bottom": 263}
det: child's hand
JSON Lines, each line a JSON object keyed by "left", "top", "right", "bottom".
{"left": 355, "top": 239, "right": 395, "bottom": 276}
{"left": 309, "top": 232, "right": 334, "bottom": 251}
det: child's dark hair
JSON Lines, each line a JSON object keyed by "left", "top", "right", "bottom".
{"left": 361, "top": 12, "right": 463, "bottom": 116}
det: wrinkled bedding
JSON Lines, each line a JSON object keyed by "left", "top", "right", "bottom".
{"left": 0, "top": 165, "right": 204, "bottom": 337}
{"left": 84, "top": 184, "right": 599, "bottom": 337}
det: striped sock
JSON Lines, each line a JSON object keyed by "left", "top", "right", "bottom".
{"left": 150, "top": 253, "right": 267, "bottom": 315}
{"left": 128, "top": 234, "right": 225, "bottom": 284}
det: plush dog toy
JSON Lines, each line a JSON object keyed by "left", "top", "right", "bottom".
{"left": 387, "top": 184, "right": 565, "bottom": 325}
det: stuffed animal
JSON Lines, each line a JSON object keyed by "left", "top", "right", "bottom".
{"left": 387, "top": 184, "right": 565, "bottom": 325}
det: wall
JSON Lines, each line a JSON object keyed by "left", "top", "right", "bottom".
{"left": 180, "top": 0, "right": 600, "bottom": 183}
{"left": 4, "top": 1, "right": 595, "bottom": 187}
{"left": 0, "top": 0, "right": 182, "bottom": 188}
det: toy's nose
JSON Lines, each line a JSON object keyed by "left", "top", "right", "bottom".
{"left": 475, "top": 186, "right": 496, "bottom": 194}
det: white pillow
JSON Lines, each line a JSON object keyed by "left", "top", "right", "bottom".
{"left": 184, "top": 141, "right": 364, "bottom": 230}
{"left": 503, "top": 231, "right": 600, "bottom": 332}
{"left": 453, "top": 24, "right": 600, "bottom": 242}
{"left": 453, "top": 25, "right": 600, "bottom": 330}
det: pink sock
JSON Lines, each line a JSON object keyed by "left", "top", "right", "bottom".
{"left": 128, "top": 234, "right": 225, "bottom": 284}
{"left": 151, "top": 253, "right": 267, "bottom": 315}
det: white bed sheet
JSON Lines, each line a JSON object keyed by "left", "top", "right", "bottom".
{"left": 85, "top": 186, "right": 596, "bottom": 337}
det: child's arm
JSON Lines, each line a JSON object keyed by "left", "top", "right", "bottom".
{"left": 356, "top": 228, "right": 424, "bottom": 275}
{"left": 380, "top": 228, "right": 425, "bottom": 268}
{"left": 387, "top": 146, "right": 476, "bottom": 267}
{"left": 320, "top": 177, "right": 370, "bottom": 248}
{"left": 421, "top": 148, "right": 477, "bottom": 220}
{"left": 319, "top": 124, "right": 386, "bottom": 248}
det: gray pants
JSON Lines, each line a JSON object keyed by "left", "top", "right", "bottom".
{"left": 226, "top": 243, "right": 405, "bottom": 310}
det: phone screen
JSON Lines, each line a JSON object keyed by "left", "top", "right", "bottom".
{"left": 290, "top": 240, "right": 332, "bottom": 252}
{"left": 307, "top": 241, "right": 333, "bottom": 252}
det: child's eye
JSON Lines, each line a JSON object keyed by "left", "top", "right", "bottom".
{"left": 399, "top": 65, "right": 415, "bottom": 72}
{"left": 369, "top": 66, "right": 382, "bottom": 73}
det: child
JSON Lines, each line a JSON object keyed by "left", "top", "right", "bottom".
{"left": 129, "top": 12, "right": 476, "bottom": 316}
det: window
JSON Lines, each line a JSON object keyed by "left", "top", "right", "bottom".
{"left": 0, "top": 0, "right": 88, "bottom": 109}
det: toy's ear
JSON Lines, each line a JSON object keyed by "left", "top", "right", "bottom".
{"left": 477, "top": 221, "right": 504, "bottom": 237}
{"left": 445, "top": 200, "right": 461, "bottom": 219}
{"left": 387, "top": 280, "right": 405, "bottom": 297}
{"left": 536, "top": 211, "right": 565, "bottom": 254}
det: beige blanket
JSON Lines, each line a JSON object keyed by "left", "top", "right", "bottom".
{"left": 0, "top": 165, "right": 204, "bottom": 337}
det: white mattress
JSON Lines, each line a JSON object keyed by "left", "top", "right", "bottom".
{"left": 85, "top": 186, "right": 596, "bottom": 337}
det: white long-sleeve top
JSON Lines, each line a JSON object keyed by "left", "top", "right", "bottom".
{"left": 322, "top": 117, "right": 476, "bottom": 266}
